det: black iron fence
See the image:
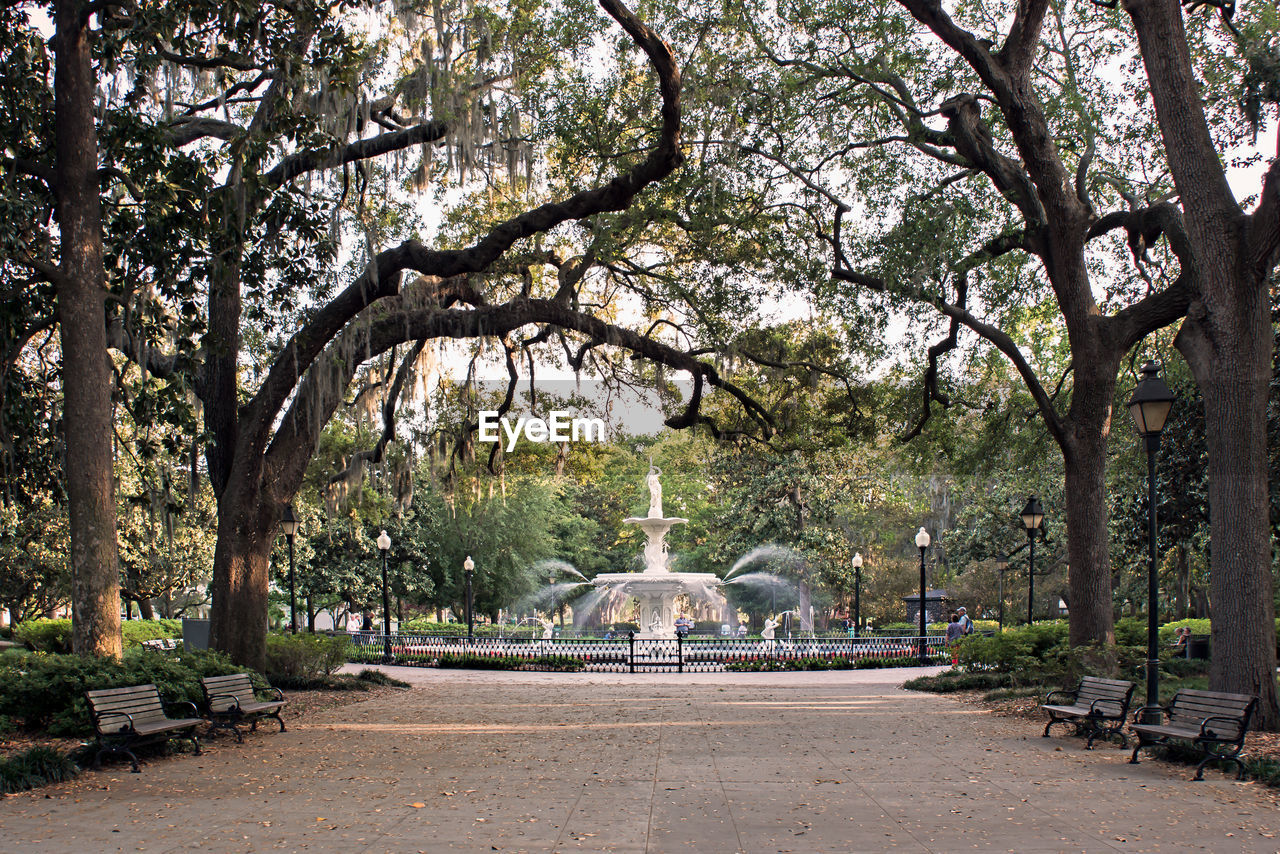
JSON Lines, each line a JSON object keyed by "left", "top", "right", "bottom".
{"left": 346, "top": 632, "right": 949, "bottom": 672}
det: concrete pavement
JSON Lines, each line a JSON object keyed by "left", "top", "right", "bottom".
{"left": 1, "top": 665, "right": 1277, "bottom": 853}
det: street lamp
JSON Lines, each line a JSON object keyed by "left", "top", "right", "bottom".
{"left": 463, "top": 555, "right": 475, "bottom": 642}
{"left": 851, "top": 552, "right": 863, "bottom": 638}
{"left": 1020, "top": 496, "right": 1044, "bottom": 625}
{"left": 995, "top": 556, "right": 1009, "bottom": 633}
{"left": 280, "top": 504, "right": 302, "bottom": 633}
{"left": 377, "top": 529, "right": 392, "bottom": 664}
{"left": 915, "top": 527, "right": 930, "bottom": 664}
{"left": 1128, "top": 359, "right": 1174, "bottom": 723}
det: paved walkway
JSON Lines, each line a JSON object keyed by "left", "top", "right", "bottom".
{"left": 2, "top": 665, "right": 1277, "bottom": 853}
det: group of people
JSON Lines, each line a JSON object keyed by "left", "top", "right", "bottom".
{"left": 945, "top": 606, "right": 974, "bottom": 662}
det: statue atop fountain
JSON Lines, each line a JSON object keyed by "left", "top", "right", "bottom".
{"left": 646, "top": 460, "right": 663, "bottom": 518}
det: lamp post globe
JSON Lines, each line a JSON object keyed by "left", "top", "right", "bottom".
{"left": 915, "top": 527, "right": 930, "bottom": 664}
{"left": 463, "top": 555, "right": 475, "bottom": 642}
{"left": 1128, "top": 360, "right": 1174, "bottom": 723}
{"left": 851, "top": 552, "right": 863, "bottom": 638}
{"left": 377, "top": 530, "right": 392, "bottom": 664}
{"left": 1020, "top": 496, "right": 1043, "bottom": 625}
{"left": 280, "top": 504, "right": 302, "bottom": 633}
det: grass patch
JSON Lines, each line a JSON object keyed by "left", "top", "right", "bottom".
{"left": 902, "top": 671, "right": 1016, "bottom": 693}
{"left": 268, "top": 671, "right": 409, "bottom": 691}
{"left": 0, "top": 746, "right": 79, "bottom": 794}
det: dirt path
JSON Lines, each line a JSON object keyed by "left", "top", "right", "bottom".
{"left": 1, "top": 665, "right": 1276, "bottom": 853}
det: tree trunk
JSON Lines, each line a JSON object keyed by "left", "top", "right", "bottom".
{"left": 1175, "top": 545, "right": 1189, "bottom": 621}
{"left": 1059, "top": 360, "right": 1119, "bottom": 648}
{"left": 54, "top": 0, "right": 122, "bottom": 659}
{"left": 1179, "top": 305, "right": 1278, "bottom": 727}
{"left": 207, "top": 490, "right": 273, "bottom": 671}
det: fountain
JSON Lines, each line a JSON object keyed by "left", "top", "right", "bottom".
{"left": 590, "top": 462, "right": 725, "bottom": 638}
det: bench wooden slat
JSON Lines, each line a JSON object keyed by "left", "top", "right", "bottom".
{"left": 1129, "top": 688, "right": 1256, "bottom": 780}
{"left": 1041, "top": 676, "right": 1135, "bottom": 749}
{"left": 200, "top": 672, "right": 287, "bottom": 742}
{"left": 85, "top": 683, "right": 201, "bottom": 772}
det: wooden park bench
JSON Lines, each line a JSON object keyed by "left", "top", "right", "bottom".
{"left": 85, "top": 684, "right": 203, "bottom": 773}
{"left": 140, "top": 637, "right": 181, "bottom": 651}
{"left": 201, "top": 673, "right": 287, "bottom": 742}
{"left": 1041, "top": 676, "right": 1135, "bottom": 748}
{"left": 1129, "top": 689, "right": 1257, "bottom": 780}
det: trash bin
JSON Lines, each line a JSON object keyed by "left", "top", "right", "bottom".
{"left": 1187, "top": 635, "right": 1210, "bottom": 660}
{"left": 183, "top": 618, "right": 210, "bottom": 651}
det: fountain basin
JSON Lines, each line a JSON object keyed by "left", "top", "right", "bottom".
{"left": 592, "top": 571, "right": 722, "bottom": 639}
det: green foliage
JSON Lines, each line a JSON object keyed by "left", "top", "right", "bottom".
{"left": 953, "top": 622, "right": 1071, "bottom": 677}
{"left": 0, "top": 648, "right": 240, "bottom": 736}
{"left": 353, "top": 669, "right": 410, "bottom": 687}
{"left": 264, "top": 633, "right": 350, "bottom": 681}
{"left": 0, "top": 746, "right": 79, "bottom": 794}
{"left": 120, "top": 619, "right": 183, "bottom": 648}
{"left": 13, "top": 618, "right": 183, "bottom": 653}
{"left": 901, "top": 671, "right": 1014, "bottom": 693}
{"left": 12, "top": 618, "right": 73, "bottom": 653}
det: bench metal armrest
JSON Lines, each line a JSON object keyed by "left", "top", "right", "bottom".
{"left": 164, "top": 700, "right": 200, "bottom": 719}
{"left": 1198, "top": 715, "right": 1244, "bottom": 741}
{"left": 1088, "top": 698, "right": 1123, "bottom": 717}
{"left": 95, "top": 710, "right": 135, "bottom": 732}
{"left": 264, "top": 686, "right": 285, "bottom": 702}
{"left": 1044, "top": 689, "right": 1076, "bottom": 705}
{"left": 205, "top": 691, "right": 242, "bottom": 712}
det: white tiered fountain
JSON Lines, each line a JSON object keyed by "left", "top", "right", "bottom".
{"left": 590, "top": 463, "right": 724, "bottom": 638}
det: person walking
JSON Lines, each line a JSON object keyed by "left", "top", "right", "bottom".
{"left": 945, "top": 612, "right": 964, "bottom": 665}
{"left": 956, "top": 606, "right": 974, "bottom": 636}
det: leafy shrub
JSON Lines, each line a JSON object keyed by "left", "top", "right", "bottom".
{"left": 0, "top": 647, "right": 241, "bottom": 736}
{"left": 903, "top": 671, "right": 1014, "bottom": 693}
{"left": 876, "top": 622, "right": 920, "bottom": 635}
{"left": 264, "top": 633, "right": 350, "bottom": 680}
{"left": 354, "top": 669, "right": 410, "bottom": 687}
{"left": 1114, "top": 615, "right": 1148, "bottom": 646}
{"left": 13, "top": 618, "right": 73, "bottom": 653}
{"left": 0, "top": 746, "right": 79, "bottom": 794}
{"left": 120, "top": 619, "right": 183, "bottom": 649}
{"left": 953, "top": 622, "right": 1070, "bottom": 678}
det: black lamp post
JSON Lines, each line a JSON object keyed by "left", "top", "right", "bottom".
{"left": 915, "top": 527, "right": 930, "bottom": 664}
{"left": 464, "top": 555, "right": 475, "bottom": 642}
{"left": 995, "top": 556, "right": 1009, "bottom": 632}
{"left": 851, "top": 552, "right": 863, "bottom": 638}
{"left": 280, "top": 504, "right": 301, "bottom": 633}
{"left": 1128, "top": 360, "right": 1174, "bottom": 723}
{"left": 377, "top": 529, "right": 392, "bottom": 664}
{"left": 1020, "top": 496, "right": 1044, "bottom": 625}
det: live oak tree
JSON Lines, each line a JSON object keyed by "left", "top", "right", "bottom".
{"left": 92, "top": 0, "right": 816, "bottom": 669}
{"left": 1122, "top": 0, "right": 1279, "bottom": 726}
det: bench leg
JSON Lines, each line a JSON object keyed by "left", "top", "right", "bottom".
{"left": 94, "top": 742, "right": 140, "bottom": 773}
{"left": 207, "top": 718, "right": 244, "bottom": 743}
{"left": 271, "top": 711, "right": 287, "bottom": 733}
{"left": 1128, "top": 739, "right": 1148, "bottom": 765}
{"left": 1042, "top": 717, "right": 1062, "bottom": 738}
{"left": 1086, "top": 721, "right": 1127, "bottom": 750}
